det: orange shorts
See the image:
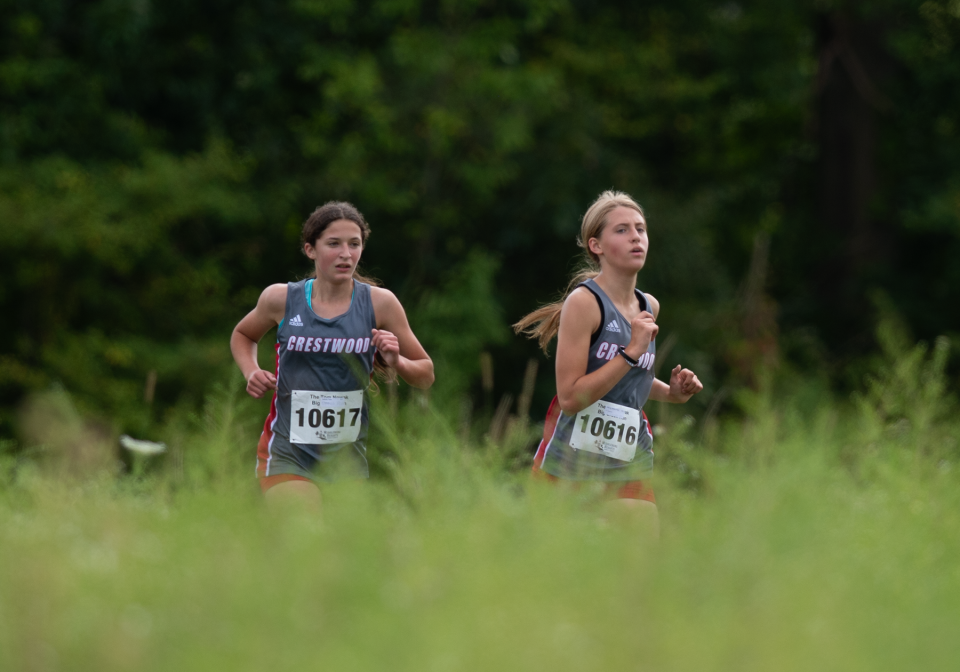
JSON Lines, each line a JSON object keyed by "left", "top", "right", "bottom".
{"left": 259, "top": 473, "right": 313, "bottom": 493}
{"left": 532, "top": 464, "right": 656, "bottom": 502}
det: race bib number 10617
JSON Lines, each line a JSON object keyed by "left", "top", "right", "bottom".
{"left": 568, "top": 399, "right": 641, "bottom": 462}
{"left": 289, "top": 390, "right": 363, "bottom": 445}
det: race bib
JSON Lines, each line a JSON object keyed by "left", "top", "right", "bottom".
{"left": 568, "top": 399, "right": 641, "bottom": 462}
{"left": 289, "top": 390, "right": 364, "bottom": 445}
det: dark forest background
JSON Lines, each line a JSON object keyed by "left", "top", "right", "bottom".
{"left": 2, "top": 0, "right": 959, "bottom": 441}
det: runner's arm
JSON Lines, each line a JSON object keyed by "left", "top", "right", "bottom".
{"left": 231, "top": 284, "right": 286, "bottom": 398}
{"left": 648, "top": 368, "right": 702, "bottom": 403}
{"left": 639, "top": 295, "right": 703, "bottom": 403}
{"left": 370, "top": 287, "right": 435, "bottom": 389}
{"left": 555, "top": 288, "right": 659, "bottom": 415}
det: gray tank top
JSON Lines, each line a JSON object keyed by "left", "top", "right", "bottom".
{"left": 263, "top": 278, "right": 377, "bottom": 478}
{"left": 540, "top": 278, "right": 657, "bottom": 481}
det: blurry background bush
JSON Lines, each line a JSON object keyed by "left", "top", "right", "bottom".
{"left": 1, "top": 0, "right": 958, "bottom": 445}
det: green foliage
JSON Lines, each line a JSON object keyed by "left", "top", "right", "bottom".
{"left": 2, "top": 337, "right": 960, "bottom": 671}
{"left": 409, "top": 251, "right": 508, "bottom": 398}
{"left": 0, "top": 141, "right": 262, "bottom": 433}
{"left": 2, "top": 0, "right": 960, "bottom": 432}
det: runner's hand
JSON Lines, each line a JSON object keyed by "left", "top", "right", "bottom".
{"left": 246, "top": 369, "right": 277, "bottom": 398}
{"left": 668, "top": 365, "right": 702, "bottom": 403}
{"left": 371, "top": 328, "right": 400, "bottom": 368}
{"left": 624, "top": 311, "right": 659, "bottom": 360}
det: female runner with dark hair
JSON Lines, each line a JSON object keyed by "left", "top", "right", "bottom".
{"left": 515, "top": 190, "right": 702, "bottom": 534}
{"left": 231, "top": 202, "right": 434, "bottom": 509}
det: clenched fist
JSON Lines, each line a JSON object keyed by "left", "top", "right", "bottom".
{"left": 246, "top": 369, "right": 277, "bottom": 398}
{"left": 371, "top": 328, "right": 400, "bottom": 368}
{"left": 624, "top": 311, "right": 659, "bottom": 360}
{"left": 667, "top": 365, "right": 702, "bottom": 403}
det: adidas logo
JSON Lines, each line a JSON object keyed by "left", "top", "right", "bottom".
{"left": 289, "top": 314, "right": 304, "bottom": 327}
{"left": 604, "top": 320, "right": 621, "bottom": 333}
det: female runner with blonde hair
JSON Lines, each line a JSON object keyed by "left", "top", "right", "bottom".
{"left": 515, "top": 191, "right": 702, "bottom": 533}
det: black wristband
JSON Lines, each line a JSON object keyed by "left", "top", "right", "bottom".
{"left": 618, "top": 346, "right": 640, "bottom": 367}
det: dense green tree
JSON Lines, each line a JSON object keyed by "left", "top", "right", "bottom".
{"left": 1, "top": 0, "right": 958, "bottom": 437}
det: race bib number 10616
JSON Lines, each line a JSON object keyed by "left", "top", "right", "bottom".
{"left": 289, "top": 390, "right": 363, "bottom": 445}
{"left": 568, "top": 399, "right": 641, "bottom": 462}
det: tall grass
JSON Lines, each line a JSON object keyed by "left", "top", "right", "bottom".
{"left": 1, "top": 327, "right": 958, "bottom": 672}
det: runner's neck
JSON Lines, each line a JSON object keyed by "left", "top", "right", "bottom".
{"left": 311, "top": 277, "right": 354, "bottom": 307}
{"left": 593, "top": 270, "right": 640, "bottom": 309}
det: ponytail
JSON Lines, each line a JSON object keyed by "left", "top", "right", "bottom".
{"left": 512, "top": 269, "right": 599, "bottom": 353}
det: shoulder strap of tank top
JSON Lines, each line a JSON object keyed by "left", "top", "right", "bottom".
{"left": 634, "top": 289, "right": 650, "bottom": 314}
{"left": 577, "top": 281, "right": 605, "bottom": 347}
{"left": 281, "top": 279, "right": 306, "bottom": 331}
{"left": 353, "top": 279, "right": 370, "bottom": 310}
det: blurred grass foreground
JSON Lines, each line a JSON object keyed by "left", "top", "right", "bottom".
{"left": 2, "top": 323, "right": 959, "bottom": 672}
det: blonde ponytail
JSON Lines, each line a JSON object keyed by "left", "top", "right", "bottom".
{"left": 512, "top": 269, "right": 599, "bottom": 352}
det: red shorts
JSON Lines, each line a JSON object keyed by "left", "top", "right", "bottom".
{"left": 259, "top": 473, "right": 312, "bottom": 493}
{"left": 532, "top": 396, "right": 656, "bottom": 503}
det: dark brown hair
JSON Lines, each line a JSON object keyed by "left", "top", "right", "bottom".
{"left": 301, "top": 201, "right": 380, "bottom": 286}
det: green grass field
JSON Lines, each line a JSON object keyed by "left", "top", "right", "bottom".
{"left": 2, "top": 330, "right": 958, "bottom": 671}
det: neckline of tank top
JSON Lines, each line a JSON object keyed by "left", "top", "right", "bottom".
{"left": 304, "top": 278, "right": 357, "bottom": 323}
{"left": 585, "top": 278, "right": 647, "bottom": 321}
